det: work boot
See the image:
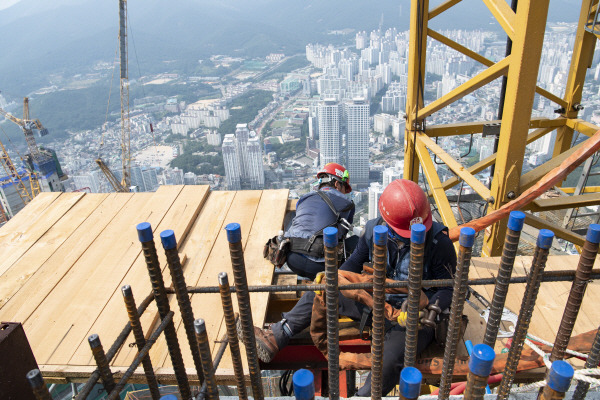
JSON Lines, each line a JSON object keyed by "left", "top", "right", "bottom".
{"left": 236, "top": 319, "right": 281, "bottom": 363}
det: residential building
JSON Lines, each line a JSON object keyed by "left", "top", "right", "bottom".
{"left": 318, "top": 99, "right": 342, "bottom": 167}
{"left": 345, "top": 98, "right": 370, "bottom": 188}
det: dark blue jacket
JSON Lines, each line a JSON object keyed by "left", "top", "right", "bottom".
{"left": 341, "top": 218, "right": 457, "bottom": 311}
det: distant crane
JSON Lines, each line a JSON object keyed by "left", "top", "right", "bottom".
{"left": 95, "top": 158, "right": 128, "bottom": 192}
{"left": 118, "top": 0, "right": 131, "bottom": 188}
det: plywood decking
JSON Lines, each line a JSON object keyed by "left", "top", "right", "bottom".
{"left": 0, "top": 187, "right": 289, "bottom": 384}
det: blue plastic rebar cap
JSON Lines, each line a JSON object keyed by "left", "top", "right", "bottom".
{"left": 468, "top": 344, "right": 496, "bottom": 376}
{"left": 537, "top": 229, "right": 554, "bottom": 249}
{"left": 373, "top": 225, "right": 388, "bottom": 246}
{"left": 410, "top": 223, "right": 426, "bottom": 245}
{"left": 547, "top": 360, "right": 574, "bottom": 392}
{"left": 136, "top": 222, "right": 153, "bottom": 242}
{"left": 225, "top": 223, "right": 242, "bottom": 243}
{"left": 507, "top": 211, "right": 526, "bottom": 232}
{"left": 293, "top": 369, "right": 315, "bottom": 400}
{"left": 459, "top": 226, "right": 476, "bottom": 248}
{"left": 323, "top": 226, "right": 338, "bottom": 248}
{"left": 586, "top": 224, "right": 600, "bottom": 244}
{"left": 160, "top": 395, "right": 178, "bottom": 400}
{"left": 160, "top": 229, "right": 177, "bottom": 250}
{"left": 400, "top": 367, "right": 422, "bottom": 399}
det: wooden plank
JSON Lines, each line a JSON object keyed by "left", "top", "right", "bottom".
{"left": 0, "top": 193, "right": 108, "bottom": 310}
{"left": 0, "top": 192, "right": 61, "bottom": 236}
{"left": 70, "top": 185, "right": 210, "bottom": 366}
{"left": 0, "top": 193, "right": 82, "bottom": 276}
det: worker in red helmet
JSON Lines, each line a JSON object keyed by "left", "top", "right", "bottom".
{"left": 283, "top": 163, "right": 356, "bottom": 279}
{"left": 244, "top": 179, "right": 457, "bottom": 396}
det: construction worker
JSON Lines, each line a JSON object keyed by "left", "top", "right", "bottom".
{"left": 245, "top": 179, "right": 457, "bottom": 396}
{"left": 282, "top": 162, "right": 356, "bottom": 280}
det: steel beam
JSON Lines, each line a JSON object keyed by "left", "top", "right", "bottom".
{"left": 428, "top": 0, "right": 462, "bottom": 20}
{"left": 526, "top": 193, "right": 600, "bottom": 212}
{"left": 561, "top": 185, "right": 600, "bottom": 194}
{"left": 524, "top": 213, "right": 585, "bottom": 246}
{"left": 483, "top": 0, "right": 551, "bottom": 256}
{"left": 482, "top": 0, "right": 515, "bottom": 39}
{"left": 426, "top": 117, "right": 561, "bottom": 138}
{"left": 565, "top": 118, "right": 600, "bottom": 137}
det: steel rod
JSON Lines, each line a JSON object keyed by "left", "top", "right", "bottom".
{"left": 572, "top": 326, "right": 600, "bottom": 400}
{"left": 198, "top": 332, "right": 230, "bottom": 400}
{"left": 137, "top": 222, "right": 191, "bottom": 399}
{"left": 226, "top": 222, "right": 264, "bottom": 400}
{"left": 88, "top": 333, "right": 116, "bottom": 393}
{"left": 161, "top": 229, "right": 205, "bottom": 384}
{"left": 218, "top": 272, "right": 248, "bottom": 400}
{"left": 549, "top": 224, "right": 600, "bottom": 362}
{"left": 496, "top": 229, "right": 554, "bottom": 399}
{"left": 121, "top": 285, "right": 161, "bottom": 400}
{"left": 405, "top": 224, "right": 426, "bottom": 368}
{"left": 194, "top": 319, "right": 220, "bottom": 400}
{"left": 106, "top": 311, "right": 174, "bottom": 400}
{"left": 483, "top": 211, "right": 525, "bottom": 347}
{"left": 370, "top": 225, "right": 388, "bottom": 400}
{"left": 439, "top": 227, "right": 476, "bottom": 399}
{"left": 323, "top": 226, "right": 340, "bottom": 400}
{"left": 27, "top": 369, "right": 52, "bottom": 400}
{"left": 464, "top": 344, "right": 495, "bottom": 400}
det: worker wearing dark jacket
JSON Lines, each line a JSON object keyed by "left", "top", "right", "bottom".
{"left": 284, "top": 163, "right": 356, "bottom": 280}
{"left": 242, "top": 179, "right": 457, "bottom": 396}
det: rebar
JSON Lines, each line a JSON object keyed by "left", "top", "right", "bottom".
{"left": 549, "top": 224, "right": 600, "bottom": 362}
{"left": 399, "top": 367, "right": 422, "bottom": 400}
{"left": 439, "top": 227, "right": 476, "bottom": 399}
{"left": 137, "top": 222, "right": 191, "bottom": 400}
{"left": 405, "top": 223, "right": 426, "bottom": 369}
{"left": 218, "top": 272, "right": 248, "bottom": 400}
{"left": 194, "top": 319, "right": 219, "bottom": 400}
{"left": 88, "top": 333, "right": 116, "bottom": 393}
{"left": 76, "top": 291, "right": 154, "bottom": 400}
{"left": 198, "top": 331, "right": 230, "bottom": 400}
{"left": 323, "top": 226, "right": 340, "bottom": 400}
{"left": 106, "top": 311, "right": 174, "bottom": 400}
{"left": 539, "top": 360, "right": 574, "bottom": 400}
{"left": 26, "top": 369, "right": 52, "bottom": 400}
{"left": 496, "top": 229, "right": 554, "bottom": 400}
{"left": 464, "top": 344, "right": 495, "bottom": 400}
{"left": 226, "top": 222, "right": 264, "bottom": 400}
{"left": 161, "top": 229, "right": 205, "bottom": 384}
{"left": 371, "top": 225, "right": 388, "bottom": 400}
{"left": 121, "top": 285, "right": 161, "bottom": 400}
{"left": 483, "top": 211, "right": 525, "bottom": 348}
{"left": 572, "top": 326, "right": 600, "bottom": 400}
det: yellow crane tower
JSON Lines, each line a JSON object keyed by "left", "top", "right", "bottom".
{"left": 119, "top": 0, "right": 131, "bottom": 189}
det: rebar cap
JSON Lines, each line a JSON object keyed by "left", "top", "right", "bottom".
{"left": 537, "top": 229, "right": 554, "bottom": 249}
{"left": 410, "top": 223, "right": 426, "bottom": 245}
{"left": 160, "top": 229, "right": 177, "bottom": 250}
{"left": 194, "top": 319, "right": 206, "bottom": 334}
{"left": 400, "top": 366, "right": 422, "bottom": 399}
{"left": 159, "top": 395, "right": 178, "bottom": 400}
{"left": 136, "top": 222, "right": 153, "bottom": 242}
{"left": 507, "top": 211, "right": 526, "bottom": 232}
{"left": 293, "top": 369, "right": 315, "bottom": 400}
{"left": 26, "top": 369, "right": 43, "bottom": 388}
{"left": 587, "top": 224, "right": 600, "bottom": 244}
{"left": 459, "top": 226, "right": 476, "bottom": 248}
{"left": 373, "top": 225, "right": 388, "bottom": 245}
{"left": 547, "top": 360, "right": 574, "bottom": 392}
{"left": 323, "top": 226, "right": 338, "bottom": 248}
{"left": 225, "top": 223, "right": 242, "bottom": 243}
{"left": 468, "top": 343, "right": 495, "bottom": 376}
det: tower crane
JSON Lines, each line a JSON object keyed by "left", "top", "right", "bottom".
{"left": 95, "top": 158, "right": 128, "bottom": 192}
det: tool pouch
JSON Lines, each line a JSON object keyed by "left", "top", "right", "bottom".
{"left": 263, "top": 236, "right": 290, "bottom": 268}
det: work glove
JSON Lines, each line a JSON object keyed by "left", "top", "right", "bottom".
{"left": 396, "top": 310, "right": 427, "bottom": 328}
{"left": 314, "top": 271, "right": 325, "bottom": 296}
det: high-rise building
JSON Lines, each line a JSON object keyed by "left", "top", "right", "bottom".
{"left": 345, "top": 98, "right": 370, "bottom": 188}
{"left": 130, "top": 165, "right": 146, "bottom": 192}
{"left": 318, "top": 99, "right": 342, "bottom": 167}
{"left": 368, "top": 182, "right": 384, "bottom": 220}
{"left": 73, "top": 171, "right": 101, "bottom": 193}
{"left": 382, "top": 167, "right": 402, "bottom": 188}
{"left": 142, "top": 168, "right": 159, "bottom": 191}
{"left": 222, "top": 134, "right": 241, "bottom": 190}
{"left": 247, "top": 137, "right": 265, "bottom": 189}
{"left": 222, "top": 125, "right": 265, "bottom": 190}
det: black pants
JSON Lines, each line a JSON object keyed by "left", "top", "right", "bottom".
{"left": 272, "top": 291, "right": 435, "bottom": 396}
{"left": 286, "top": 236, "right": 360, "bottom": 280}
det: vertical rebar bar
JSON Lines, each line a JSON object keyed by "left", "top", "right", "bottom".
{"left": 539, "top": 360, "right": 574, "bottom": 400}
{"left": 399, "top": 367, "right": 422, "bottom": 400}
{"left": 160, "top": 229, "right": 205, "bottom": 385}
{"left": 572, "top": 326, "right": 600, "bottom": 400}
{"left": 194, "top": 319, "right": 219, "bottom": 400}
{"left": 405, "top": 223, "right": 426, "bottom": 368}
{"left": 496, "top": 229, "right": 554, "bottom": 400}
{"left": 218, "top": 272, "right": 248, "bottom": 400}
{"left": 136, "top": 222, "right": 191, "bottom": 400}
{"left": 549, "top": 224, "right": 600, "bottom": 362}
{"left": 323, "top": 226, "right": 340, "bottom": 400}
{"left": 438, "top": 227, "right": 476, "bottom": 399}
{"left": 88, "top": 334, "right": 116, "bottom": 393}
{"left": 225, "top": 222, "right": 264, "bottom": 400}
{"left": 371, "top": 225, "right": 388, "bottom": 400}
{"left": 464, "top": 344, "right": 495, "bottom": 400}
{"left": 26, "top": 369, "right": 52, "bottom": 400}
{"left": 121, "top": 285, "right": 161, "bottom": 400}
{"left": 483, "top": 211, "right": 525, "bottom": 348}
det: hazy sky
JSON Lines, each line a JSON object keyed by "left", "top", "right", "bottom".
{"left": 0, "top": 0, "right": 21, "bottom": 11}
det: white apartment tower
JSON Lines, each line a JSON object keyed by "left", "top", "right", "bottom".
{"left": 222, "top": 125, "right": 265, "bottom": 190}
{"left": 318, "top": 99, "right": 342, "bottom": 167}
{"left": 345, "top": 98, "right": 370, "bottom": 187}
{"left": 222, "top": 134, "right": 241, "bottom": 190}
{"left": 368, "top": 182, "right": 384, "bottom": 220}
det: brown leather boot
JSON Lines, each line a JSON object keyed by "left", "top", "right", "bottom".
{"left": 237, "top": 319, "right": 280, "bottom": 363}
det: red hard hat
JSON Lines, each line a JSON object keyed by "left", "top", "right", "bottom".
{"left": 317, "top": 162, "right": 352, "bottom": 192}
{"left": 378, "top": 179, "right": 432, "bottom": 238}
